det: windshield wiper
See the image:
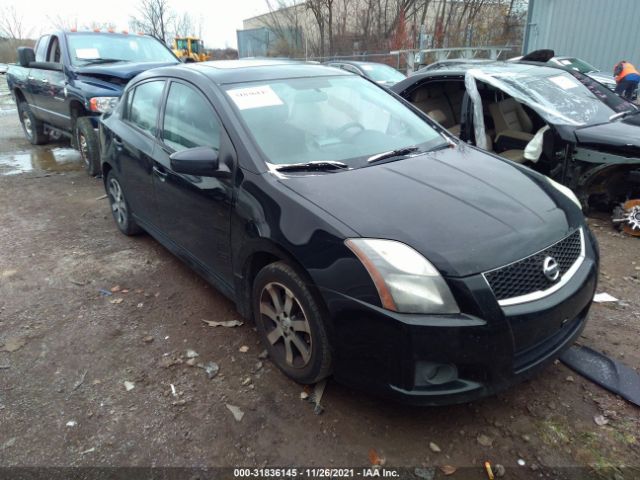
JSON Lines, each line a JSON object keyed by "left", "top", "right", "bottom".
{"left": 367, "top": 146, "right": 420, "bottom": 163}
{"left": 275, "top": 161, "right": 348, "bottom": 172}
{"left": 80, "top": 58, "right": 129, "bottom": 65}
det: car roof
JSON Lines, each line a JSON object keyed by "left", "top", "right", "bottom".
{"left": 414, "top": 60, "right": 565, "bottom": 76}
{"left": 137, "top": 59, "right": 352, "bottom": 85}
{"left": 327, "top": 60, "right": 386, "bottom": 67}
{"left": 395, "top": 60, "right": 571, "bottom": 94}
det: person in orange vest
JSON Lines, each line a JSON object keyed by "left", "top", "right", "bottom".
{"left": 613, "top": 60, "right": 640, "bottom": 100}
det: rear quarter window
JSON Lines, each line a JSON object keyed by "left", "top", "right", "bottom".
{"left": 127, "top": 81, "right": 165, "bottom": 136}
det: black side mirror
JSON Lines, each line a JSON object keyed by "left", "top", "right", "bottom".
{"left": 18, "top": 47, "right": 35, "bottom": 68}
{"left": 169, "top": 147, "right": 229, "bottom": 177}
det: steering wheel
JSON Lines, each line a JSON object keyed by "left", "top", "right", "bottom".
{"left": 335, "top": 122, "right": 365, "bottom": 140}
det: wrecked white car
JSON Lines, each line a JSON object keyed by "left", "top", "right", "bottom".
{"left": 391, "top": 62, "right": 640, "bottom": 225}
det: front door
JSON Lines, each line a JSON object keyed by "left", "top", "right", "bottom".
{"left": 152, "top": 80, "right": 235, "bottom": 287}
{"left": 33, "top": 35, "right": 69, "bottom": 128}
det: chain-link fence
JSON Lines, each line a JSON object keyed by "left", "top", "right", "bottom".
{"left": 293, "top": 46, "right": 521, "bottom": 74}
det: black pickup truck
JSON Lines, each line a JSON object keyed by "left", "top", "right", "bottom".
{"left": 6, "top": 30, "right": 179, "bottom": 175}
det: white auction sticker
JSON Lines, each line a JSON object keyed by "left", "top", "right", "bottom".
{"left": 549, "top": 75, "right": 579, "bottom": 90}
{"left": 227, "top": 85, "right": 284, "bottom": 110}
{"left": 75, "top": 48, "right": 100, "bottom": 59}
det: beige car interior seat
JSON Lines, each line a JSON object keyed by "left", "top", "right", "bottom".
{"left": 411, "top": 86, "right": 461, "bottom": 135}
{"left": 483, "top": 132, "right": 526, "bottom": 164}
{"left": 489, "top": 98, "right": 535, "bottom": 144}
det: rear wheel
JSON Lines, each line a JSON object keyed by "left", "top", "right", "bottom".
{"left": 75, "top": 117, "right": 100, "bottom": 176}
{"left": 19, "top": 102, "right": 47, "bottom": 145}
{"left": 252, "top": 261, "right": 332, "bottom": 384}
{"left": 106, "top": 171, "right": 142, "bottom": 236}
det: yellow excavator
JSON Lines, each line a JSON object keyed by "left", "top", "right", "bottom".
{"left": 172, "top": 37, "right": 209, "bottom": 62}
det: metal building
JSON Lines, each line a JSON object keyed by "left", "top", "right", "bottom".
{"left": 523, "top": 0, "right": 640, "bottom": 72}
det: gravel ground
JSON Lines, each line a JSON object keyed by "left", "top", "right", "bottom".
{"left": 0, "top": 105, "right": 639, "bottom": 479}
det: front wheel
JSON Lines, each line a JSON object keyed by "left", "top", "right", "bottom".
{"left": 106, "top": 171, "right": 142, "bottom": 236}
{"left": 75, "top": 117, "right": 100, "bottom": 176}
{"left": 252, "top": 262, "right": 332, "bottom": 384}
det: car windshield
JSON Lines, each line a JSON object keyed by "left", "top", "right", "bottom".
{"left": 225, "top": 76, "right": 445, "bottom": 167}
{"left": 555, "top": 57, "right": 598, "bottom": 74}
{"left": 360, "top": 63, "right": 406, "bottom": 83}
{"left": 67, "top": 33, "right": 177, "bottom": 66}
{"left": 470, "top": 66, "right": 634, "bottom": 126}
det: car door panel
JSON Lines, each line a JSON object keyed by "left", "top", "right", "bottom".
{"left": 153, "top": 80, "right": 235, "bottom": 285}
{"left": 117, "top": 80, "right": 166, "bottom": 228}
{"left": 31, "top": 36, "right": 68, "bottom": 127}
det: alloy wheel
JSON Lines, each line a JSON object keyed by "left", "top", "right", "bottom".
{"left": 259, "top": 282, "right": 312, "bottom": 369}
{"left": 108, "top": 178, "right": 127, "bottom": 227}
{"left": 78, "top": 132, "right": 89, "bottom": 167}
{"left": 22, "top": 110, "right": 33, "bottom": 139}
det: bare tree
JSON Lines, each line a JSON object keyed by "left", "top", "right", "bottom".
{"left": 0, "top": 6, "right": 32, "bottom": 40}
{"left": 306, "top": 0, "right": 327, "bottom": 57}
{"left": 85, "top": 21, "right": 118, "bottom": 31}
{"left": 172, "top": 12, "right": 194, "bottom": 38}
{"left": 48, "top": 14, "right": 78, "bottom": 31}
{"left": 130, "top": 0, "right": 173, "bottom": 44}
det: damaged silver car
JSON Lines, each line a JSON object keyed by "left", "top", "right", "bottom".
{"left": 392, "top": 61, "right": 640, "bottom": 234}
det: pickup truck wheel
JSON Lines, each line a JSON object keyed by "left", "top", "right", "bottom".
{"left": 19, "top": 102, "right": 47, "bottom": 145}
{"left": 106, "top": 171, "right": 142, "bottom": 236}
{"left": 75, "top": 117, "right": 100, "bottom": 176}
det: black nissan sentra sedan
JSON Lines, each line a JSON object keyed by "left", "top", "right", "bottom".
{"left": 99, "top": 59, "right": 599, "bottom": 405}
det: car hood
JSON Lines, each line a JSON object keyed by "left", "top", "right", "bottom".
{"left": 575, "top": 119, "right": 640, "bottom": 157}
{"left": 75, "top": 60, "right": 179, "bottom": 81}
{"left": 278, "top": 146, "right": 578, "bottom": 277}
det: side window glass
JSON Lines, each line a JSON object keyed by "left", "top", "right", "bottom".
{"left": 162, "top": 82, "right": 221, "bottom": 152}
{"left": 35, "top": 36, "right": 50, "bottom": 62}
{"left": 121, "top": 90, "right": 134, "bottom": 120}
{"left": 128, "top": 81, "right": 165, "bottom": 136}
{"left": 47, "top": 36, "right": 61, "bottom": 63}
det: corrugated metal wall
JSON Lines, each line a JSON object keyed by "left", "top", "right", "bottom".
{"left": 524, "top": 0, "right": 640, "bottom": 72}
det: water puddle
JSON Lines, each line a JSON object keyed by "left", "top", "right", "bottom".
{"left": 0, "top": 147, "right": 83, "bottom": 176}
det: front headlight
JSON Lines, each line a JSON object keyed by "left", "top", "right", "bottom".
{"left": 89, "top": 96, "right": 119, "bottom": 113}
{"left": 345, "top": 238, "right": 460, "bottom": 314}
{"left": 547, "top": 177, "right": 583, "bottom": 210}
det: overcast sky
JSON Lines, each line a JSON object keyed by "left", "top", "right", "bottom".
{"left": 3, "top": 0, "right": 270, "bottom": 48}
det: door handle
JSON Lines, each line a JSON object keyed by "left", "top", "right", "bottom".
{"left": 152, "top": 165, "right": 168, "bottom": 182}
{"left": 112, "top": 136, "right": 123, "bottom": 150}
{"left": 27, "top": 75, "right": 35, "bottom": 81}
{"left": 41, "top": 78, "right": 49, "bottom": 84}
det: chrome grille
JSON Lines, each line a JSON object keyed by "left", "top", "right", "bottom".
{"left": 484, "top": 229, "right": 583, "bottom": 304}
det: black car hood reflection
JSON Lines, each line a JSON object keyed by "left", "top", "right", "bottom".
{"left": 279, "top": 146, "right": 573, "bottom": 277}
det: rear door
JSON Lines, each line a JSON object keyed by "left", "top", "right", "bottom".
{"left": 152, "top": 80, "right": 235, "bottom": 286}
{"left": 115, "top": 79, "right": 167, "bottom": 228}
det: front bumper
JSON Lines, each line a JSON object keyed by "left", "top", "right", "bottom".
{"left": 321, "top": 244, "right": 598, "bottom": 406}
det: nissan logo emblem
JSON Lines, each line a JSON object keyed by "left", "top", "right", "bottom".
{"left": 542, "top": 256, "right": 560, "bottom": 282}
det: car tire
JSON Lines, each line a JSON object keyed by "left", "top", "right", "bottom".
{"left": 75, "top": 117, "right": 100, "bottom": 176}
{"left": 252, "top": 261, "right": 332, "bottom": 384}
{"left": 18, "top": 102, "right": 47, "bottom": 145}
{"left": 105, "top": 170, "right": 142, "bottom": 236}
